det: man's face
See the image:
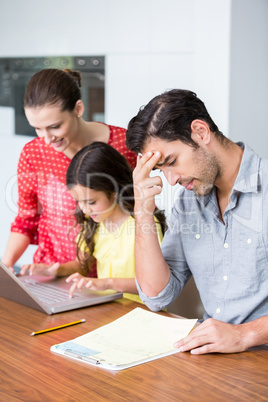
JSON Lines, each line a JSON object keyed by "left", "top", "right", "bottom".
{"left": 142, "top": 137, "right": 221, "bottom": 197}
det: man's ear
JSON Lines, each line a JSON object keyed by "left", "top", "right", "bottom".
{"left": 190, "top": 119, "right": 211, "bottom": 145}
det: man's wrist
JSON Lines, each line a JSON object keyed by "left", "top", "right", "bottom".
{"left": 134, "top": 215, "right": 158, "bottom": 237}
{"left": 240, "top": 319, "right": 265, "bottom": 350}
{"left": 134, "top": 211, "right": 154, "bottom": 221}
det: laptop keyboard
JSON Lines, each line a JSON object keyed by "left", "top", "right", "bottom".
{"left": 23, "top": 278, "right": 78, "bottom": 305}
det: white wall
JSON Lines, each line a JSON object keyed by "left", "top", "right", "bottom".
{"left": 229, "top": 0, "right": 268, "bottom": 157}
{"left": 0, "top": 0, "right": 232, "bottom": 265}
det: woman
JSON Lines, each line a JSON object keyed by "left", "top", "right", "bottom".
{"left": 2, "top": 69, "right": 136, "bottom": 274}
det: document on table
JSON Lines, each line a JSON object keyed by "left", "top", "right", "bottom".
{"left": 51, "top": 307, "right": 197, "bottom": 371}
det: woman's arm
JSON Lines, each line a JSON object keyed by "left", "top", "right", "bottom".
{"left": 2, "top": 233, "right": 31, "bottom": 272}
{"left": 11, "top": 145, "right": 40, "bottom": 243}
{"left": 4, "top": 144, "right": 41, "bottom": 272}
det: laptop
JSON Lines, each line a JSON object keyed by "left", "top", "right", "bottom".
{"left": 0, "top": 260, "right": 123, "bottom": 314}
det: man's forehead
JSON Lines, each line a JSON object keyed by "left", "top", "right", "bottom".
{"left": 142, "top": 137, "right": 169, "bottom": 153}
{"left": 140, "top": 139, "right": 174, "bottom": 168}
{"left": 142, "top": 136, "right": 193, "bottom": 155}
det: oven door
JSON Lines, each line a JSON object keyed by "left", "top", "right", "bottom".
{"left": 12, "top": 71, "right": 36, "bottom": 136}
{"left": 79, "top": 71, "right": 105, "bottom": 123}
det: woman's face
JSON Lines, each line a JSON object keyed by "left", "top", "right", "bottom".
{"left": 25, "top": 103, "right": 80, "bottom": 153}
{"left": 69, "top": 185, "right": 117, "bottom": 223}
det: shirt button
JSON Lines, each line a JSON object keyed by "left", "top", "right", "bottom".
{"left": 195, "top": 234, "right": 200, "bottom": 239}
{"left": 216, "top": 308, "right": 221, "bottom": 314}
{"left": 223, "top": 275, "right": 228, "bottom": 281}
{"left": 247, "top": 238, "right": 252, "bottom": 244}
{"left": 224, "top": 243, "right": 229, "bottom": 248}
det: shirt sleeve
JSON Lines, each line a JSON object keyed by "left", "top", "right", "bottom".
{"left": 10, "top": 145, "right": 40, "bottom": 244}
{"left": 136, "top": 203, "right": 192, "bottom": 311}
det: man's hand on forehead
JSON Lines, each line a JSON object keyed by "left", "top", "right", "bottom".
{"left": 133, "top": 150, "right": 163, "bottom": 216}
{"left": 137, "top": 151, "right": 162, "bottom": 172}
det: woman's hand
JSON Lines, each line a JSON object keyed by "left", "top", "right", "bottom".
{"left": 20, "top": 262, "right": 60, "bottom": 277}
{"left": 66, "top": 273, "right": 109, "bottom": 298}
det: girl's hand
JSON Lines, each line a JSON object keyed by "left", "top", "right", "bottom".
{"left": 66, "top": 273, "right": 109, "bottom": 298}
{"left": 20, "top": 262, "right": 60, "bottom": 277}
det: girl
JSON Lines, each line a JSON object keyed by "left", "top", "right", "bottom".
{"left": 3, "top": 69, "right": 136, "bottom": 276}
{"left": 63, "top": 142, "right": 166, "bottom": 301}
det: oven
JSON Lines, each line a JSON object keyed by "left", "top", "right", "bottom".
{"left": 0, "top": 56, "right": 105, "bottom": 136}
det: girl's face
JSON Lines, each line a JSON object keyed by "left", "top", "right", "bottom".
{"left": 69, "top": 185, "right": 117, "bottom": 223}
{"left": 25, "top": 103, "right": 81, "bottom": 153}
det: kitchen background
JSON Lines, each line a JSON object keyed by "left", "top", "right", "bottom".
{"left": 0, "top": 0, "right": 267, "bottom": 317}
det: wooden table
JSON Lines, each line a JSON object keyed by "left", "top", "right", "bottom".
{"left": 0, "top": 296, "right": 267, "bottom": 401}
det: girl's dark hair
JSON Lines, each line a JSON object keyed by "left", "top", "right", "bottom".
{"left": 66, "top": 142, "right": 167, "bottom": 271}
{"left": 24, "top": 68, "right": 81, "bottom": 111}
{"left": 126, "top": 89, "right": 225, "bottom": 153}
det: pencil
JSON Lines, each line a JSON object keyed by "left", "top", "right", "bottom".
{"left": 30, "top": 318, "right": 86, "bottom": 336}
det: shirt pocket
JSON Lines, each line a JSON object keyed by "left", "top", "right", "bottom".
{"left": 238, "top": 232, "right": 268, "bottom": 291}
{"left": 182, "top": 233, "right": 215, "bottom": 276}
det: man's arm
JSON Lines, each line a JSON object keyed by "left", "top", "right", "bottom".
{"left": 174, "top": 315, "right": 268, "bottom": 354}
{"left": 133, "top": 152, "right": 170, "bottom": 296}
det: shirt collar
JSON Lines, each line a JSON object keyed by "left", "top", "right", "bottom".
{"left": 233, "top": 142, "right": 261, "bottom": 194}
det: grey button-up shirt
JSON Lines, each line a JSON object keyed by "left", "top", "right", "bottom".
{"left": 137, "top": 143, "right": 268, "bottom": 324}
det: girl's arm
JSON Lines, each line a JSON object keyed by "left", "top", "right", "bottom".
{"left": 56, "top": 260, "right": 86, "bottom": 277}
{"left": 104, "top": 278, "right": 138, "bottom": 294}
{"left": 56, "top": 254, "right": 95, "bottom": 277}
{"left": 66, "top": 274, "right": 138, "bottom": 298}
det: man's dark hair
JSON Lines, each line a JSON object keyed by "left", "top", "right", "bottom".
{"left": 126, "top": 89, "right": 224, "bottom": 153}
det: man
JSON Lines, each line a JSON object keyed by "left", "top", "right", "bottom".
{"left": 126, "top": 89, "right": 268, "bottom": 354}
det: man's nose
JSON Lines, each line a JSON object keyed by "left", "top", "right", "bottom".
{"left": 164, "top": 170, "right": 181, "bottom": 186}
